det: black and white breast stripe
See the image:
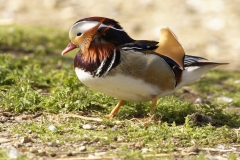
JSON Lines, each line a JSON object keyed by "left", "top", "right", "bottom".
{"left": 94, "top": 49, "right": 120, "bottom": 77}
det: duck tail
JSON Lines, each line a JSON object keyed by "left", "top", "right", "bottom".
{"left": 176, "top": 62, "right": 228, "bottom": 89}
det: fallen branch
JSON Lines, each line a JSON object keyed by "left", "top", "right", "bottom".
{"left": 201, "top": 147, "right": 238, "bottom": 153}
{"left": 61, "top": 114, "right": 103, "bottom": 122}
{"left": 56, "top": 152, "right": 194, "bottom": 160}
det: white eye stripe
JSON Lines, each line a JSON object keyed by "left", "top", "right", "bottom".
{"left": 99, "top": 24, "right": 124, "bottom": 31}
{"left": 71, "top": 21, "right": 99, "bottom": 34}
{"left": 70, "top": 21, "right": 124, "bottom": 37}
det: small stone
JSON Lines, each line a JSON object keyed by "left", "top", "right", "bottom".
{"left": 48, "top": 125, "right": 56, "bottom": 132}
{"left": 88, "top": 154, "right": 96, "bottom": 158}
{"left": 194, "top": 98, "right": 202, "bottom": 104}
{"left": 128, "top": 143, "right": 136, "bottom": 149}
{"left": 141, "top": 148, "right": 149, "bottom": 153}
{"left": 19, "top": 136, "right": 32, "bottom": 143}
{"left": 25, "top": 143, "right": 32, "bottom": 147}
{"left": 94, "top": 152, "right": 106, "bottom": 156}
{"left": 47, "top": 141, "right": 58, "bottom": 147}
{"left": 26, "top": 152, "right": 36, "bottom": 159}
{"left": 135, "top": 141, "right": 144, "bottom": 149}
{"left": 39, "top": 151, "right": 47, "bottom": 156}
{"left": 29, "top": 148, "right": 38, "bottom": 153}
{"left": 116, "top": 136, "right": 125, "bottom": 142}
{"left": 217, "top": 96, "right": 233, "bottom": 103}
{"left": 5, "top": 146, "right": 20, "bottom": 159}
{"left": 0, "top": 137, "right": 11, "bottom": 143}
{"left": 111, "top": 125, "right": 117, "bottom": 131}
{"left": 0, "top": 116, "right": 9, "bottom": 122}
{"left": 15, "top": 116, "right": 22, "bottom": 121}
{"left": 49, "top": 153, "right": 56, "bottom": 157}
{"left": 61, "top": 155, "right": 68, "bottom": 158}
{"left": 110, "top": 143, "right": 118, "bottom": 149}
{"left": 102, "top": 136, "right": 108, "bottom": 141}
{"left": 186, "top": 146, "right": 200, "bottom": 153}
{"left": 67, "top": 152, "right": 73, "bottom": 156}
{"left": 72, "top": 150, "right": 79, "bottom": 155}
{"left": 2, "top": 112, "right": 12, "bottom": 117}
{"left": 14, "top": 143, "right": 23, "bottom": 148}
{"left": 39, "top": 156, "right": 49, "bottom": 160}
{"left": 234, "top": 80, "right": 240, "bottom": 84}
{"left": 113, "top": 120, "right": 122, "bottom": 125}
{"left": 82, "top": 124, "right": 96, "bottom": 130}
{"left": 14, "top": 134, "right": 21, "bottom": 138}
{"left": 38, "top": 150, "right": 47, "bottom": 156}
{"left": 217, "top": 144, "right": 225, "bottom": 150}
{"left": 81, "top": 141, "right": 88, "bottom": 146}
{"left": 79, "top": 146, "right": 86, "bottom": 152}
{"left": 19, "top": 148, "right": 28, "bottom": 152}
{"left": 83, "top": 134, "right": 90, "bottom": 140}
{"left": 98, "top": 125, "right": 107, "bottom": 129}
{"left": 189, "top": 113, "right": 212, "bottom": 126}
{"left": 22, "top": 115, "right": 31, "bottom": 120}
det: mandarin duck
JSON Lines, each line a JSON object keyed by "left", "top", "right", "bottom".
{"left": 62, "top": 17, "right": 227, "bottom": 118}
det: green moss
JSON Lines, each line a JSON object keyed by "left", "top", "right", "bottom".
{"left": 0, "top": 25, "right": 68, "bottom": 55}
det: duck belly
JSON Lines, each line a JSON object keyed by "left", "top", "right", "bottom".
{"left": 75, "top": 68, "right": 168, "bottom": 102}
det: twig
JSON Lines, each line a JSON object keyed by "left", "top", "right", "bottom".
{"left": 56, "top": 152, "right": 191, "bottom": 160}
{"left": 62, "top": 114, "right": 103, "bottom": 122}
{"left": 31, "top": 112, "right": 43, "bottom": 119}
{"left": 201, "top": 147, "right": 237, "bottom": 152}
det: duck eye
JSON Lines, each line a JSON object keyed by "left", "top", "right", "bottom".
{"left": 77, "top": 32, "right": 82, "bottom": 36}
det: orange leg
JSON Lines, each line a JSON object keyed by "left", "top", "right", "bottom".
{"left": 105, "top": 100, "right": 125, "bottom": 118}
{"left": 150, "top": 97, "right": 158, "bottom": 114}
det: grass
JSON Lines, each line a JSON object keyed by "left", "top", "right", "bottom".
{"left": 10, "top": 118, "right": 237, "bottom": 148}
{"left": 0, "top": 25, "right": 239, "bottom": 159}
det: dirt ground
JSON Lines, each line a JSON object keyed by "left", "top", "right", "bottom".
{"left": 1, "top": 111, "right": 239, "bottom": 159}
{"left": 1, "top": 0, "right": 240, "bottom": 70}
